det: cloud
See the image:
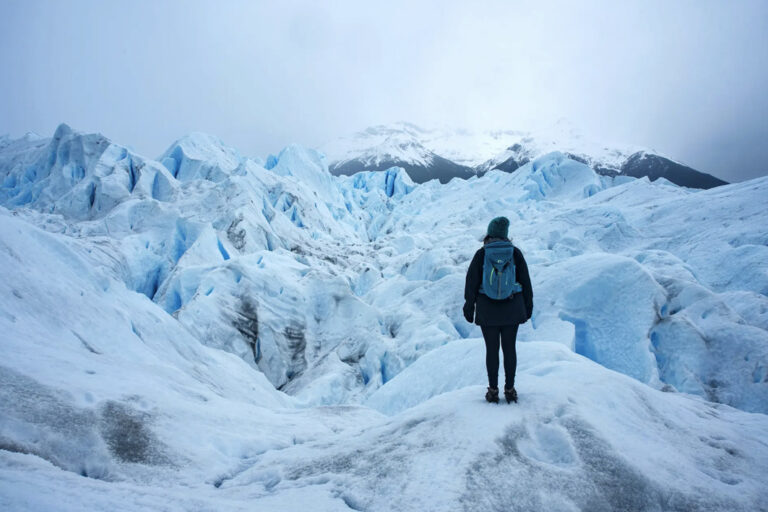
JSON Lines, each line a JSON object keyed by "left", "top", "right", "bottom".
{"left": 1, "top": 0, "right": 766, "bottom": 181}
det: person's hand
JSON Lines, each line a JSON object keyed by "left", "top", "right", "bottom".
{"left": 463, "top": 302, "right": 474, "bottom": 323}
{"left": 524, "top": 305, "right": 533, "bottom": 323}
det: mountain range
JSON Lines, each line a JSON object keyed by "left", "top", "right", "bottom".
{"left": 321, "top": 121, "right": 728, "bottom": 188}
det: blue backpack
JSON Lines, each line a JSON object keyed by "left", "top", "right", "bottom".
{"left": 481, "top": 241, "right": 523, "bottom": 300}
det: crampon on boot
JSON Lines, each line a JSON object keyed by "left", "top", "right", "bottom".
{"left": 504, "top": 386, "right": 518, "bottom": 404}
{"left": 485, "top": 387, "right": 499, "bottom": 403}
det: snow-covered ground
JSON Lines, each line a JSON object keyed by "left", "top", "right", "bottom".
{"left": 1, "top": 124, "right": 767, "bottom": 510}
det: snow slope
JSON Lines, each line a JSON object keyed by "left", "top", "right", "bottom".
{"left": 1, "top": 124, "right": 767, "bottom": 510}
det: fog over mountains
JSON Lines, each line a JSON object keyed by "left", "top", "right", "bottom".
{"left": 322, "top": 122, "right": 729, "bottom": 188}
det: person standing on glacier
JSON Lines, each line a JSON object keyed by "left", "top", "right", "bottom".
{"left": 463, "top": 216, "right": 533, "bottom": 404}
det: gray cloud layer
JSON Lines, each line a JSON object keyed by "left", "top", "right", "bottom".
{"left": 1, "top": 0, "right": 767, "bottom": 181}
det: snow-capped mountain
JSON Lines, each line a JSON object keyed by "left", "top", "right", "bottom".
{"left": 1, "top": 124, "right": 766, "bottom": 510}
{"left": 321, "top": 121, "right": 728, "bottom": 189}
{"left": 322, "top": 123, "right": 475, "bottom": 184}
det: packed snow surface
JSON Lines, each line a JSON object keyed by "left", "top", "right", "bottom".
{"left": 1, "top": 124, "right": 767, "bottom": 511}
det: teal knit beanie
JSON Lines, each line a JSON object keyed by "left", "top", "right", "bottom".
{"left": 486, "top": 216, "right": 510, "bottom": 239}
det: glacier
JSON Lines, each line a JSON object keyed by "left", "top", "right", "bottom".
{"left": 0, "top": 124, "right": 767, "bottom": 511}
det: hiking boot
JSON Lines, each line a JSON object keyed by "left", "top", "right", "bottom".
{"left": 504, "top": 386, "right": 517, "bottom": 404}
{"left": 485, "top": 387, "right": 499, "bottom": 403}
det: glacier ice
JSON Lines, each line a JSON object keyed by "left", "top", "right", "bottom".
{"left": 159, "top": 132, "right": 243, "bottom": 183}
{"left": 1, "top": 125, "right": 767, "bottom": 510}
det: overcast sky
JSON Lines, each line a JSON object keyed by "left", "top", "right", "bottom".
{"left": 1, "top": 0, "right": 767, "bottom": 182}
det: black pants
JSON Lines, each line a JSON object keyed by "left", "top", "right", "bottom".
{"left": 481, "top": 324, "right": 519, "bottom": 389}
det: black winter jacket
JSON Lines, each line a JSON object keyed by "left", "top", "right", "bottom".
{"left": 464, "top": 241, "right": 533, "bottom": 326}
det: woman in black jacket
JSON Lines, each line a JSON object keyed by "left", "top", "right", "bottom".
{"left": 463, "top": 216, "right": 533, "bottom": 403}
